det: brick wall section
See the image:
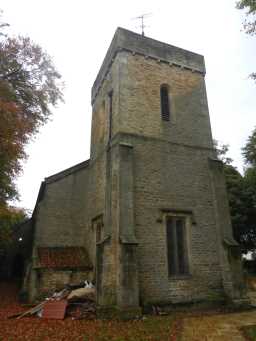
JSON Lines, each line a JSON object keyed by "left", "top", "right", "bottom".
{"left": 90, "top": 57, "right": 123, "bottom": 306}
{"left": 32, "top": 155, "right": 106, "bottom": 257}
{"left": 30, "top": 155, "right": 107, "bottom": 298}
{"left": 90, "top": 57, "right": 120, "bottom": 160}
{"left": 131, "top": 136, "right": 222, "bottom": 303}
{"left": 37, "top": 269, "right": 93, "bottom": 296}
{"left": 118, "top": 51, "right": 212, "bottom": 149}
{"left": 34, "top": 165, "right": 90, "bottom": 247}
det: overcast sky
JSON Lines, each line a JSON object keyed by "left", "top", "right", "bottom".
{"left": 1, "top": 0, "right": 255, "bottom": 211}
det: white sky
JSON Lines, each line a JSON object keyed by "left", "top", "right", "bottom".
{"left": 1, "top": 0, "right": 255, "bottom": 211}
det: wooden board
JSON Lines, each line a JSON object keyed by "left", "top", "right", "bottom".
{"left": 42, "top": 300, "right": 67, "bottom": 320}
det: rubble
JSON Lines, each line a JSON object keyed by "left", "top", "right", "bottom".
{"left": 9, "top": 281, "right": 96, "bottom": 320}
{"left": 42, "top": 300, "right": 68, "bottom": 319}
{"left": 67, "top": 287, "right": 95, "bottom": 302}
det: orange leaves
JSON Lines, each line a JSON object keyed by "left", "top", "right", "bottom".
{"left": 0, "top": 22, "right": 63, "bottom": 206}
{"left": 0, "top": 282, "right": 180, "bottom": 341}
{"left": 0, "top": 100, "right": 21, "bottom": 113}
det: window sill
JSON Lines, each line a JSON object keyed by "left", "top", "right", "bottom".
{"left": 168, "top": 274, "right": 192, "bottom": 280}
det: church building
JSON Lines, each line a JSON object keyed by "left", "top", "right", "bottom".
{"left": 24, "top": 28, "right": 245, "bottom": 314}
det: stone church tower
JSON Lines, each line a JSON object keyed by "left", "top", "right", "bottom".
{"left": 26, "top": 28, "right": 245, "bottom": 313}
{"left": 91, "top": 27, "right": 245, "bottom": 312}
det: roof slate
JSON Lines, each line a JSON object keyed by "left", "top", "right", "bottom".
{"left": 37, "top": 247, "right": 93, "bottom": 269}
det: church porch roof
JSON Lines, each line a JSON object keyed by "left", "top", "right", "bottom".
{"left": 37, "top": 247, "right": 93, "bottom": 270}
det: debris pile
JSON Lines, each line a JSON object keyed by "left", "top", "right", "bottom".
{"left": 9, "top": 281, "right": 95, "bottom": 320}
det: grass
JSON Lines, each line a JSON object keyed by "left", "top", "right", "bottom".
{"left": 82, "top": 315, "right": 178, "bottom": 341}
{"left": 241, "top": 325, "right": 256, "bottom": 341}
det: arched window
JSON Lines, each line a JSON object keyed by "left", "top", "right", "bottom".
{"left": 160, "top": 85, "right": 170, "bottom": 121}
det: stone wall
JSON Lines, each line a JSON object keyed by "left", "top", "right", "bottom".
{"left": 93, "top": 43, "right": 238, "bottom": 305}
{"left": 36, "top": 269, "right": 93, "bottom": 297}
{"left": 28, "top": 27, "right": 243, "bottom": 307}
{"left": 90, "top": 29, "right": 239, "bottom": 306}
{"left": 126, "top": 135, "right": 223, "bottom": 304}
{"left": 29, "top": 157, "right": 107, "bottom": 299}
{"left": 118, "top": 51, "right": 212, "bottom": 149}
{"left": 33, "top": 164, "right": 90, "bottom": 247}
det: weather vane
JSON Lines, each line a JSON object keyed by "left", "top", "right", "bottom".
{"left": 132, "top": 13, "right": 152, "bottom": 36}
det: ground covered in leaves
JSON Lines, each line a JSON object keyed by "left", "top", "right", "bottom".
{"left": 0, "top": 282, "right": 179, "bottom": 341}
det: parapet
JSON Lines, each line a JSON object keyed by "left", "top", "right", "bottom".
{"left": 91, "top": 27, "right": 205, "bottom": 104}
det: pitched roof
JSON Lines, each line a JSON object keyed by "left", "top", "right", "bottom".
{"left": 45, "top": 159, "right": 90, "bottom": 184}
{"left": 32, "top": 159, "right": 90, "bottom": 217}
{"left": 37, "top": 247, "right": 93, "bottom": 269}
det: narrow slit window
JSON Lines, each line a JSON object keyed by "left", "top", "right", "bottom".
{"left": 166, "top": 216, "right": 189, "bottom": 276}
{"left": 160, "top": 85, "right": 170, "bottom": 121}
{"left": 96, "top": 221, "right": 103, "bottom": 243}
{"left": 92, "top": 215, "right": 104, "bottom": 244}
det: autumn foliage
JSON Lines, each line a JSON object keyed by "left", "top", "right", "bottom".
{"left": 0, "top": 12, "right": 63, "bottom": 211}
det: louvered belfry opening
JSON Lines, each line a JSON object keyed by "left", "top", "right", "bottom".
{"left": 166, "top": 216, "right": 189, "bottom": 276}
{"left": 160, "top": 85, "right": 170, "bottom": 121}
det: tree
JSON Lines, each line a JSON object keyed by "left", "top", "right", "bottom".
{"left": 0, "top": 206, "right": 27, "bottom": 279}
{"left": 236, "top": 0, "right": 256, "bottom": 80}
{"left": 240, "top": 167, "right": 256, "bottom": 251}
{"left": 0, "top": 207, "right": 27, "bottom": 250}
{"left": 223, "top": 165, "right": 247, "bottom": 248}
{"left": 0, "top": 13, "right": 63, "bottom": 210}
{"left": 242, "top": 127, "right": 256, "bottom": 167}
{"left": 213, "top": 140, "right": 233, "bottom": 165}
{"left": 215, "top": 140, "right": 256, "bottom": 252}
{"left": 239, "top": 128, "right": 256, "bottom": 251}
{"left": 237, "top": 0, "right": 256, "bottom": 35}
